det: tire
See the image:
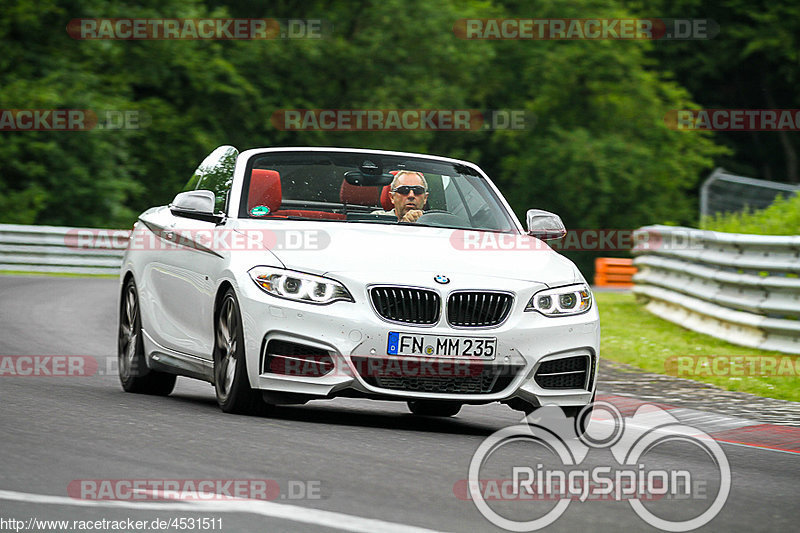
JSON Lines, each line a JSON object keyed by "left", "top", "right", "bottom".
{"left": 516, "top": 397, "right": 595, "bottom": 438}
{"left": 213, "top": 289, "right": 270, "bottom": 415}
{"left": 563, "top": 405, "right": 592, "bottom": 437}
{"left": 118, "top": 278, "right": 177, "bottom": 395}
{"left": 407, "top": 400, "right": 462, "bottom": 417}
{"left": 563, "top": 395, "right": 595, "bottom": 438}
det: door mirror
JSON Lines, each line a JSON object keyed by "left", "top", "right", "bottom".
{"left": 526, "top": 209, "right": 567, "bottom": 240}
{"left": 170, "top": 190, "right": 224, "bottom": 223}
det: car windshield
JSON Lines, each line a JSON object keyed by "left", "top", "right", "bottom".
{"left": 239, "top": 151, "right": 518, "bottom": 232}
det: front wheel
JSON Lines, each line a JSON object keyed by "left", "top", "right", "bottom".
{"left": 516, "top": 398, "right": 594, "bottom": 438}
{"left": 118, "top": 278, "right": 176, "bottom": 395}
{"left": 213, "top": 289, "right": 270, "bottom": 415}
{"left": 563, "top": 403, "right": 594, "bottom": 438}
{"left": 407, "top": 400, "right": 462, "bottom": 417}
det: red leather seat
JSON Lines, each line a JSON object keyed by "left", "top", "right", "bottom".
{"left": 380, "top": 185, "right": 393, "bottom": 210}
{"left": 248, "top": 169, "right": 345, "bottom": 220}
{"left": 377, "top": 169, "right": 401, "bottom": 211}
{"left": 248, "top": 169, "right": 282, "bottom": 213}
{"left": 339, "top": 180, "right": 382, "bottom": 206}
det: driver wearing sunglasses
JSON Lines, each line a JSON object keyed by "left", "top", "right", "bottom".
{"left": 388, "top": 170, "right": 429, "bottom": 223}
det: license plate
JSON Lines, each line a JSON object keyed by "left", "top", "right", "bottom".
{"left": 387, "top": 332, "right": 496, "bottom": 359}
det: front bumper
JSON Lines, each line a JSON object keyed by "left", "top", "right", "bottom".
{"left": 236, "top": 272, "right": 600, "bottom": 407}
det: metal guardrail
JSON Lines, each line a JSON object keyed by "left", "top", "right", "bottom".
{"left": 3, "top": 222, "right": 798, "bottom": 354}
{"left": 632, "top": 225, "right": 800, "bottom": 354}
{"left": 0, "top": 224, "right": 128, "bottom": 275}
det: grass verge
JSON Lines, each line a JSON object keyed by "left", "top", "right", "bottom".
{"left": 596, "top": 291, "right": 800, "bottom": 402}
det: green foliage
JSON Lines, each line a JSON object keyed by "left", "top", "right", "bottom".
{"left": 480, "top": 0, "right": 727, "bottom": 232}
{"left": 701, "top": 192, "right": 800, "bottom": 235}
{"left": 623, "top": 0, "right": 800, "bottom": 183}
{"left": 0, "top": 0, "right": 731, "bottom": 242}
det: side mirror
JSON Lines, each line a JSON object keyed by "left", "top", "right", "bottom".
{"left": 526, "top": 209, "right": 567, "bottom": 240}
{"left": 170, "top": 190, "right": 224, "bottom": 223}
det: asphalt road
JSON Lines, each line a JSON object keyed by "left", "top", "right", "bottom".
{"left": 0, "top": 275, "right": 798, "bottom": 532}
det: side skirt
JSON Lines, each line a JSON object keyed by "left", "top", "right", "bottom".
{"left": 142, "top": 330, "right": 214, "bottom": 382}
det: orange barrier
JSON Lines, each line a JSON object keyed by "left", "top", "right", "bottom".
{"left": 594, "top": 257, "right": 637, "bottom": 287}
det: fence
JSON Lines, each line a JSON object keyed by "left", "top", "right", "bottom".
{"left": 0, "top": 224, "right": 128, "bottom": 275}
{"left": 700, "top": 167, "right": 800, "bottom": 219}
{"left": 632, "top": 225, "right": 800, "bottom": 354}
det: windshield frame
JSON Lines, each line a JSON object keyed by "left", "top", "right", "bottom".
{"left": 229, "top": 147, "right": 525, "bottom": 234}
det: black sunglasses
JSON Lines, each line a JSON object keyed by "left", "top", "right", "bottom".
{"left": 392, "top": 185, "right": 426, "bottom": 195}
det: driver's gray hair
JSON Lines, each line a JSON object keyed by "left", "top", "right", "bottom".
{"left": 390, "top": 171, "right": 428, "bottom": 191}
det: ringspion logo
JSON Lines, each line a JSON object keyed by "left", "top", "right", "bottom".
{"left": 465, "top": 403, "right": 730, "bottom": 531}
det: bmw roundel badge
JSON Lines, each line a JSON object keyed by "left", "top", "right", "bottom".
{"left": 434, "top": 275, "right": 450, "bottom": 284}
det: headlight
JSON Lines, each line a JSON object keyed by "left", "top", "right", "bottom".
{"left": 525, "top": 284, "right": 592, "bottom": 316}
{"left": 248, "top": 266, "right": 353, "bottom": 305}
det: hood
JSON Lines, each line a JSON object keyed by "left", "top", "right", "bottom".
{"left": 234, "top": 220, "right": 581, "bottom": 286}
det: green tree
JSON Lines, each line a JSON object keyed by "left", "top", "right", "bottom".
{"left": 624, "top": 0, "right": 800, "bottom": 183}
{"left": 0, "top": 0, "right": 729, "bottom": 257}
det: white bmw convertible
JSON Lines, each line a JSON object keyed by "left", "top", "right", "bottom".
{"left": 118, "top": 146, "right": 599, "bottom": 422}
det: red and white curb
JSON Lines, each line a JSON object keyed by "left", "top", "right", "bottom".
{"left": 597, "top": 393, "right": 800, "bottom": 454}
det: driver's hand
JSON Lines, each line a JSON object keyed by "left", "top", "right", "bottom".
{"left": 401, "top": 209, "right": 424, "bottom": 223}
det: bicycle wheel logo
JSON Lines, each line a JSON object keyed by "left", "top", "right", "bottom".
{"left": 467, "top": 402, "right": 730, "bottom": 532}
